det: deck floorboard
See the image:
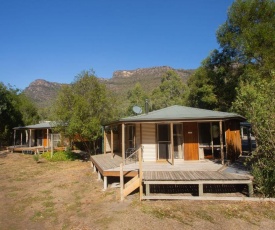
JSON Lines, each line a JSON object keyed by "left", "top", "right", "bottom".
{"left": 91, "top": 153, "right": 251, "bottom": 182}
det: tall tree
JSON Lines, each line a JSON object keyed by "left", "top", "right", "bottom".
{"left": 218, "top": 0, "right": 275, "bottom": 196}
{"left": 126, "top": 83, "right": 148, "bottom": 115}
{"left": 17, "top": 93, "right": 40, "bottom": 125}
{"left": 150, "top": 70, "right": 186, "bottom": 110}
{"left": 233, "top": 75, "right": 275, "bottom": 197}
{"left": 187, "top": 0, "right": 275, "bottom": 111}
{"left": 217, "top": 0, "right": 275, "bottom": 78}
{"left": 186, "top": 67, "right": 218, "bottom": 110}
{"left": 0, "top": 83, "right": 23, "bottom": 146}
{"left": 53, "top": 70, "right": 117, "bottom": 154}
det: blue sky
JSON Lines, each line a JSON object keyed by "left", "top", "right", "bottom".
{"left": 0, "top": 0, "right": 234, "bottom": 90}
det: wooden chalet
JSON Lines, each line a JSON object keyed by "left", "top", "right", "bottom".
{"left": 8, "top": 121, "right": 62, "bottom": 153}
{"left": 103, "top": 105, "right": 245, "bottom": 164}
{"left": 91, "top": 105, "right": 253, "bottom": 199}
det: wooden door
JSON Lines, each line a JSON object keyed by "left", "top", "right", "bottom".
{"left": 183, "top": 122, "right": 199, "bottom": 160}
{"left": 43, "top": 130, "right": 48, "bottom": 147}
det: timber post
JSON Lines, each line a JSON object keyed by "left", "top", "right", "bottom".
{"left": 120, "top": 163, "right": 124, "bottom": 201}
{"left": 139, "top": 148, "right": 143, "bottom": 201}
{"left": 122, "top": 123, "right": 125, "bottom": 165}
{"left": 170, "top": 123, "right": 174, "bottom": 165}
{"left": 111, "top": 126, "right": 114, "bottom": 157}
{"left": 103, "top": 127, "right": 106, "bottom": 154}
{"left": 219, "top": 121, "right": 224, "bottom": 165}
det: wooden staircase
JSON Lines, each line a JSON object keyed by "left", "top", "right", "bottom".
{"left": 120, "top": 147, "right": 143, "bottom": 201}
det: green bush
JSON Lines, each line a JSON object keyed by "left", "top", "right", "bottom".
{"left": 41, "top": 149, "right": 77, "bottom": 162}
{"left": 251, "top": 154, "right": 275, "bottom": 197}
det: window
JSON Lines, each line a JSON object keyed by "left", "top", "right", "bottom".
{"left": 199, "top": 123, "right": 211, "bottom": 146}
{"left": 128, "top": 125, "right": 135, "bottom": 148}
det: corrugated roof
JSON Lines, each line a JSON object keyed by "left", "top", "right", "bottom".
{"left": 118, "top": 105, "right": 245, "bottom": 123}
{"left": 14, "top": 122, "right": 55, "bottom": 130}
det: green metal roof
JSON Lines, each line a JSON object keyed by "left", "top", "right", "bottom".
{"left": 14, "top": 122, "right": 54, "bottom": 130}
{"left": 118, "top": 105, "right": 245, "bottom": 123}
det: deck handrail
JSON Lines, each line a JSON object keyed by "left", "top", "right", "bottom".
{"left": 125, "top": 146, "right": 143, "bottom": 164}
{"left": 120, "top": 147, "right": 143, "bottom": 201}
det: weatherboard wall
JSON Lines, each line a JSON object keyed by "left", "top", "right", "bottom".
{"left": 141, "top": 123, "right": 156, "bottom": 161}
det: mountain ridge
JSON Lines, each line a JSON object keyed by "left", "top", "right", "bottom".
{"left": 24, "top": 66, "right": 195, "bottom": 108}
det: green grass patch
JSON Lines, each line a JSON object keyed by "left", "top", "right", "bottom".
{"left": 41, "top": 150, "right": 77, "bottom": 162}
{"left": 42, "top": 201, "right": 55, "bottom": 208}
{"left": 194, "top": 210, "right": 214, "bottom": 223}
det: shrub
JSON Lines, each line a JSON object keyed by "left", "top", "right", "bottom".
{"left": 42, "top": 149, "right": 77, "bottom": 162}
{"left": 233, "top": 78, "right": 275, "bottom": 197}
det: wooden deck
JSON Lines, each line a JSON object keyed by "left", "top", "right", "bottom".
{"left": 7, "top": 146, "right": 49, "bottom": 154}
{"left": 90, "top": 153, "right": 253, "bottom": 198}
{"left": 91, "top": 153, "right": 224, "bottom": 177}
{"left": 143, "top": 171, "right": 250, "bottom": 181}
{"left": 143, "top": 170, "right": 253, "bottom": 199}
{"left": 91, "top": 153, "right": 138, "bottom": 177}
{"left": 7, "top": 146, "right": 65, "bottom": 154}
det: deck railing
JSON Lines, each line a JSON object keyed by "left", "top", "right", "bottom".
{"left": 120, "top": 147, "right": 143, "bottom": 201}
{"left": 125, "top": 146, "right": 143, "bottom": 164}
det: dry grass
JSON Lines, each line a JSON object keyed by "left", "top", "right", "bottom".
{"left": 0, "top": 151, "right": 275, "bottom": 230}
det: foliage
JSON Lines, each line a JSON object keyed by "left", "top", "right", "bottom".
{"left": 126, "top": 83, "right": 148, "bottom": 115}
{"left": 0, "top": 82, "right": 40, "bottom": 146}
{"left": 150, "top": 70, "right": 187, "bottom": 110}
{"left": 0, "top": 83, "right": 23, "bottom": 146}
{"left": 187, "top": 0, "right": 275, "bottom": 111}
{"left": 229, "top": 0, "right": 275, "bottom": 197}
{"left": 186, "top": 67, "right": 218, "bottom": 110}
{"left": 233, "top": 77, "right": 275, "bottom": 197}
{"left": 53, "top": 70, "right": 117, "bottom": 154}
{"left": 186, "top": 0, "right": 275, "bottom": 196}
{"left": 217, "top": 0, "right": 275, "bottom": 75}
{"left": 41, "top": 149, "right": 77, "bottom": 161}
{"left": 17, "top": 93, "right": 40, "bottom": 125}
{"left": 186, "top": 44, "right": 246, "bottom": 111}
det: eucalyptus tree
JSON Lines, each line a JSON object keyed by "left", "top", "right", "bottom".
{"left": 214, "top": 0, "right": 275, "bottom": 196}
{"left": 187, "top": 0, "right": 275, "bottom": 111}
{"left": 150, "top": 70, "right": 186, "bottom": 110}
{"left": 217, "top": 0, "right": 275, "bottom": 79}
{"left": 233, "top": 75, "right": 275, "bottom": 197}
{"left": 126, "top": 82, "right": 148, "bottom": 115}
{"left": 17, "top": 93, "right": 40, "bottom": 125}
{"left": 0, "top": 83, "right": 22, "bottom": 146}
{"left": 53, "top": 70, "right": 117, "bottom": 154}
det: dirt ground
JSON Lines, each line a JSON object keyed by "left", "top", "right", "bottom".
{"left": 1, "top": 151, "right": 275, "bottom": 230}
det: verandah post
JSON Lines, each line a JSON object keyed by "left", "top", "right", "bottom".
{"left": 219, "top": 121, "right": 224, "bottom": 165}
{"left": 122, "top": 123, "right": 125, "bottom": 165}
{"left": 111, "top": 126, "right": 114, "bottom": 157}
{"left": 120, "top": 163, "right": 124, "bottom": 201}
{"left": 139, "top": 148, "right": 143, "bottom": 201}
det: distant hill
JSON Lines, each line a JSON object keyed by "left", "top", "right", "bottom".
{"left": 24, "top": 66, "right": 195, "bottom": 108}
{"left": 102, "top": 66, "right": 194, "bottom": 96}
{"left": 24, "top": 79, "right": 66, "bottom": 108}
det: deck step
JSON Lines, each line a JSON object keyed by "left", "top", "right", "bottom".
{"left": 123, "top": 176, "right": 140, "bottom": 197}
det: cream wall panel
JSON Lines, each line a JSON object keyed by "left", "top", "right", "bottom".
{"left": 141, "top": 123, "right": 156, "bottom": 161}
